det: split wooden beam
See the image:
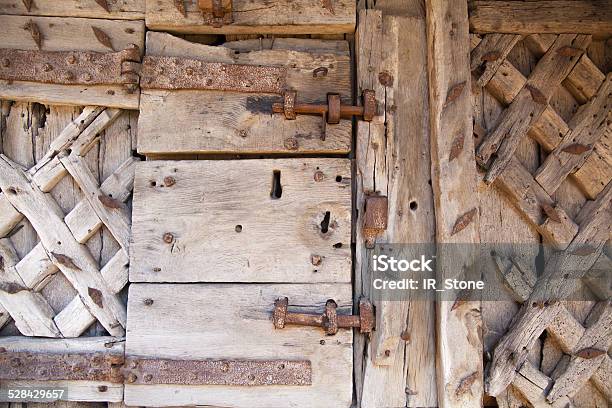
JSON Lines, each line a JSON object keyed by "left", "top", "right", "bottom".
{"left": 426, "top": 1, "right": 483, "bottom": 407}
{"left": 469, "top": 1, "right": 612, "bottom": 37}
{"left": 476, "top": 34, "right": 592, "bottom": 184}
{"left": 487, "top": 181, "right": 612, "bottom": 396}
{"left": 356, "top": 9, "right": 436, "bottom": 408}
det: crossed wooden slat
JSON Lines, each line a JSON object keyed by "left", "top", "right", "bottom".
{"left": 471, "top": 32, "right": 612, "bottom": 403}
{"left": 0, "top": 107, "right": 138, "bottom": 338}
{"left": 494, "top": 253, "right": 611, "bottom": 405}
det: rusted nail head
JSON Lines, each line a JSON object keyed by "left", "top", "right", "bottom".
{"left": 143, "top": 298, "right": 154, "bottom": 306}
{"left": 163, "top": 232, "right": 174, "bottom": 243}
{"left": 83, "top": 73, "right": 93, "bottom": 82}
{"left": 384, "top": 349, "right": 391, "bottom": 357}
{"left": 126, "top": 373, "right": 137, "bottom": 383}
{"left": 313, "top": 171, "right": 324, "bottom": 182}
{"left": 144, "top": 374, "right": 153, "bottom": 382}
{"left": 313, "top": 67, "right": 328, "bottom": 78}
{"left": 221, "top": 362, "right": 230, "bottom": 372}
{"left": 152, "top": 267, "right": 161, "bottom": 272}
{"left": 1, "top": 58, "right": 10, "bottom": 68}
{"left": 42, "top": 63, "right": 53, "bottom": 72}
{"left": 284, "top": 138, "right": 299, "bottom": 150}
{"left": 10, "top": 357, "right": 21, "bottom": 367}
{"left": 66, "top": 55, "right": 77, "bottom": 64}
{"left": 130, "top": 360, "right": 138, "bottom": 369}
{"left": 98, "top": 385, "right": 108, "bottom": 392}
{"left": 311, "top": 255, "right": 322, "bottom": 266}
{"left": 164, "top": 176, "right": 176, "bottom": 187}
{"left": 186, "top": 67, "right": 194, "bottom": 75}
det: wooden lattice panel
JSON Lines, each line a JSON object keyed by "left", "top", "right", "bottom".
{"left": 471, "top": 33, "right": 611, "bottom": 406}
{"left": 0, "top": 106, "right": 137, "bottom": 338}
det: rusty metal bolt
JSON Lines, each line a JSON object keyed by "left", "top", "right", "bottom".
{"left": 185, "top": 67, "right": 194, "bottom": 75}
{"left": 384, "top": 350, "right": 391, "bottom": 357}
{"left": 126, "top": 373, "right": 137, "bottom": 383}
{"left": 221, "top": 362, "right": 229, "bottom": 372}
{"left": 63, "top": 71, "right": 75, "bottom": 81}
{"left": 82, "top": 73, "right": 93, "bottom": 82}
{"left": 42, "top": 63, "right": 53, "bottom": 72}
{"left": 163, "top": 233, "right": 174, "bottom": 243}
{"left": 313, "top": 171, "right": 324, "bottom": 182}
{"left": 313, "top": 67, "right": 328, "bottom": 78}
{"left": 98, "top": 385, "right": 108, "bottom": 392}
{"left": 239, "top": 129, "right": 248, "bottom": 138}
{"left": 1, "top": 58, "right": 10, "bottom": 68}
{"left": 284, "top": 137, "right": 299, "bottom": 150}
{"left": 152, "top": 267, "right": 161, "bottom": 272}
{"left": 311, "top": 255, "right": 322, "bottom": 266}
{"left": 10, "top": 357, "right": 21, "bottom": 367}
{"left": 66, "top": 55, "right": 77, "bottom": 64}
{"left": 143, "top": 298, "right": 154, "bottom": 306}
{"left": 164, "top": 176, "right": 176, "bottom": 187}
{"left": 144, "top": 374, "right": 153, "bottom": 382}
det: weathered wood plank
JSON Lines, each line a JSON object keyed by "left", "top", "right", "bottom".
{"left": 356, "top": 10, "right": 436, "bottom": 408}
{"left": 15, "top": 242, "right": 58, "bottom": 290}
{"left": 138, "top": 32, "right": 352, "bottom": 154}
{"left": 130, "top": 159, "right": 351, "bottom": 283}
{"left": 426, "top": 1, "right": 483, "bottom": 407}
{"left": 0, "top": 15, "right": 144, "bottom": 108}
{"left": 469, "top": 1, "right": 612, "bottom": 37}
{"left": 470, "top": 33, "right": 522, "bottom": 87}
{"left": 0, "top": 336, "right": 124, "bottom": 402}
{"left": 0, "top": 155, "right": 126, "bottom": 336}
{"left": 145, "top": 0, "right": 355, "bottom": 34}
{"left": 0, "top": 0, "right": 145, "bottom": 19}
{"left": 591, "top": 355, "right": 612, "bottom": 401}
{"left": 124, "top": 283, "right": 352, "bottom": 408}
{"left": 477, "top": 34, "right": 592, "bottom": 184}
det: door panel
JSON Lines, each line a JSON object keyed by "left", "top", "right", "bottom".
{"left": 137, "top": 32, "right": 352, "bottom": 155}
{"left": 129, "top": 159, "right": 352, "bottom": 283}
{"left": 124, "top": 283, "right": 353, "bottom": 407}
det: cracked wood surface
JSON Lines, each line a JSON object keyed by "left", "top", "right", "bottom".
{"left": 426, "top": 1, "right": 483, "bottom": 407}
{"left": 0, "top": 0, "right": 145, "bottom": 19}
{"left": 355, "top": 9, "right": 436, "bottom": 408}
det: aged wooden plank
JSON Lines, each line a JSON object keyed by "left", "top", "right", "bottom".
{"left": 0, "top": 155, "right": 126, "bottom": 336}
{"left": 470, "top": 33, "right": 522, "bottom": 87}
{"left": 0, "top": 238, "right": 61, "bottom": 337}
{"left": 145, "top": 0, "right": 355, "bottom": 34}
{"left": 356, "top": 10, "right": 436, "bottom": 408}
{"left": 591, "top": 355, "right": 612, "bottom": 401}
{"left": 564, "top": 54, "right": 607, "bottom": 104}
{"left": 469, "top": 1, "right": 612, "bottom": 37}
{"left": 486, "top": 182, "right": 612, "bottom": 396}
{"left": 0, "top": 15, "right": 144, "bottom": 108}
{"left": 15, "top": 242, "right": 58, "bottom": 290}
{"left": 124, "top": 283, "right": 352, "bottom": 407}
{"left": 138, "top": 32, "right": 352, "bottom": 154}
{"left": 426, "top": 1, "right": 483, "bottom": 407}
{"left": 0, "top": 336, "right": 124, "bottom": 402}
{"left": 130, "top": 159, "right": 351, "bottom": 283}
{"left": 0, "top": 0, "right": 145, "bottom": 19}
{"left": 477, "top": 34, "right": 592, "bottom": 184}
{"left": 535, "top": 74, "right": 612, "bottom": 195}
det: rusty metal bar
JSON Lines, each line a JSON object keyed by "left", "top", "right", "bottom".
{"left": 0, "top": 350, "right": 124, "bottom": 383}
{"left": 363, "top": 195, "right": 389, "bottom": 247}
{"left": 140, "top": 55, "right": 287, "bottom": 93}
{"left": 273, "top": 297, "right": 375, "bottom": 335}
{"left": 0, "top": 46, "right": 141, "bottom": 92}
{"left": 121, "top": 358, "right": 311, "bottom": 386}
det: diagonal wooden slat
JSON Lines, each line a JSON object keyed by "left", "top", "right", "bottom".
{"left": 535, "top": 74, "right": 612, "bottom": 195}
{"left": 0, "top": 238, "right": 61, "bottom": 337}
{"left": 477, "top": 34, "right": 592, "bottom": 184}
{"left": 0, "top": 155, "right": 126, "bottom": 336}
{"left": 470, "top": 33, "right": 522, "bottom": 87}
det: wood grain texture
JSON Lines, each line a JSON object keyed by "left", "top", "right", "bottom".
{"left": 138, "top": 32, "right": 351, "bottom": 154}
{"left": 145, "top": 0, "right": 355, "bottom": 34}
{"left": 0, "top": 0, "right": 145, "bottom": 19}
{"left": 0, "top": 336, "right": 124, "bottom": 402}
{"left": 124, "top": 283, "right": 352, "bottom": 407}
{"left": 130, "top": 159, "right": 351, "bottom": 283}
{"left": 0, "top": 15, "right": 144, "bottom": 108}
{"left": 426, "top": 1, "right": 483, "bottom": 407}
{"left": 469, "top": 1, "right": 612, "bottom": 37}
{"left": 355, "top": 10, "right": 436, "bottom": 408}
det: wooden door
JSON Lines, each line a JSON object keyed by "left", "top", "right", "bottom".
{"left": 124, "top": 34, "right": 355, "bottom": 407}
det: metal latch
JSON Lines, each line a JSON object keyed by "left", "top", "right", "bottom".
{"left": 272, "top": 89, "right": 377, "bottom": 125}
{"left": 363, "top": 195, "right": 388, "bottom": 248}
{"left": 198, "top": 0, "right": 233, "bottom": 27}
{"left": 0, "top": 46, "right": 141, "bottom": 93}
{"left": 273, "top": 297, "right": 375, "bottom": 335}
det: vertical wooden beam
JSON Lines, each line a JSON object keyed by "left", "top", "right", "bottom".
{"left": 356, "top": 8, "right": 436, "bottom": 408}
{"left": 425, "top": 1, "right": 483, "bottom": 407}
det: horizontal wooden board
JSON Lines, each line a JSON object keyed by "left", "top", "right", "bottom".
{"left": 130, "top": 159, "right": 352, "bottom": 283}
{"left": 0, "top": 15, "right": 144, "bottom": 108}
{"left": 124, "top": 283, "right": 353, "bottom": 407}
{"left": 137, "top": 32, "right": 352, "bottom": 154}
{"left": 145, "top": 0, "right": 355, "bottom": 34}
{"left": 0, "top": 0, "right": 145, "bottom": 19}
{"left": 0, "top": 336, "right": 124, "bottom": 402}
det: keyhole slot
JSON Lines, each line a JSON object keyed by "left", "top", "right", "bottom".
{"left": 320, "top": 211, "right": 331, "bottom": 233}
{"left": 270, "top": 170, "right": 283, "bottom": 199}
